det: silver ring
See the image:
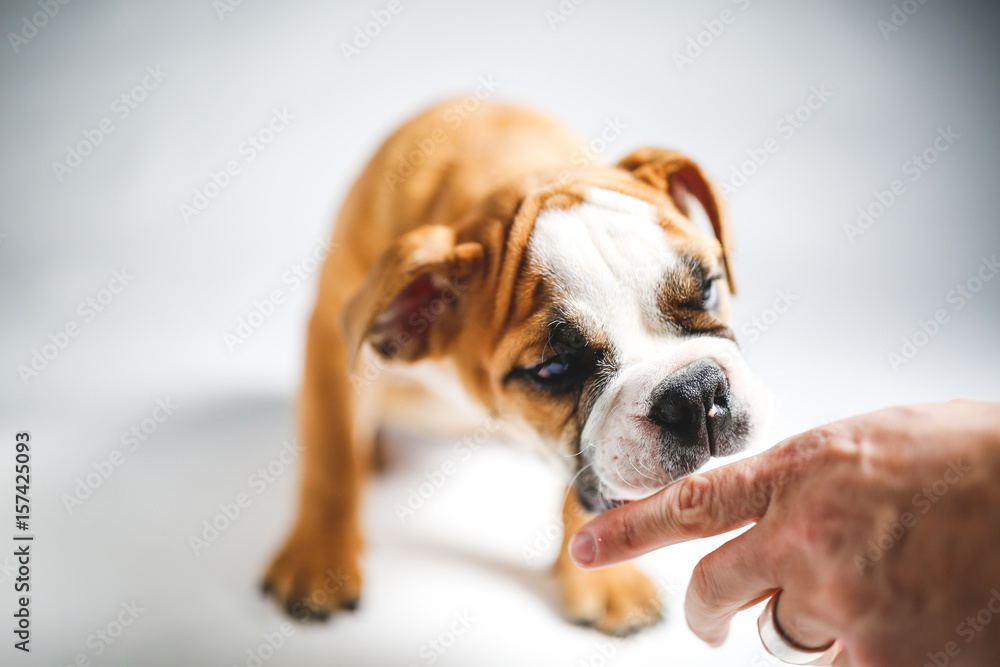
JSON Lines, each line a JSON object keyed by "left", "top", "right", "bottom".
{"left": 757, "top": 591, "right": 840, "bottom": 666}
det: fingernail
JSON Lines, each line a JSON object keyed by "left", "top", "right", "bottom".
{"left": 569, "top": 531, "right": 596, "bottom": 566}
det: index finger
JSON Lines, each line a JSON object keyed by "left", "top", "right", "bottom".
{"left": 569, "top": 450, "right": 788, "bottom": 569}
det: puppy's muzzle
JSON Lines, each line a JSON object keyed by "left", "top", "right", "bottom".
{"left": 648, "top": 359, "right": 731, "bottom": 459}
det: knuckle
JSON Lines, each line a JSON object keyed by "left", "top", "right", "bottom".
{"left": 773, "top": 422, "right": 858, "bottom": 488}
{"left": 618, "top": 492, "right": 683, "bottom": 554}
{"left": 677, "top": 465, "right": 766, "bottom": 528}
{"left": 618, "top": 508, "right": 644, "bottom": 553}
{"left": 677, "top": 474, "right": 712, "bottom": 512}
{"left": 675, "top": 474, "right": 714, "bottom": 528}
{"left": 791, "top": 426, "right": 835, "bottom": 462}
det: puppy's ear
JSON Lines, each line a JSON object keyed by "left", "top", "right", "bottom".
{"left": 617, "top": 148, "right": 735, "bottom": 294}
{"left": 342, "top": 225, "right": 484, "bottom": 367}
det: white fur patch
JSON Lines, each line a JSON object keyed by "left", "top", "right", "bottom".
{"left": 527, "top": 187, "right": 679, "bottom": 363}
{"left": 527, "top": 187, "right": 768, "bottom": 502}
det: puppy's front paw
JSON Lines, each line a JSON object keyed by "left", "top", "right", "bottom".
{"left": 261, "top": 527, "right": 362, "bottom": 622}
{"left": 555, "top": 561, "right": 662, "bottom": 635}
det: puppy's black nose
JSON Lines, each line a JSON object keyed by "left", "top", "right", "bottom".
{"left": 648, "top": 360, "right": 731, "bottom": 454}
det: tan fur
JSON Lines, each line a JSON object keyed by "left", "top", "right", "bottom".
{"left": 262, "top": 99, "right": 734, "bottom": 632}
{"left": 555, "top": 488, "right": 662, "bottom": 634}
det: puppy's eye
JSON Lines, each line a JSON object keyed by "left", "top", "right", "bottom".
{"left": 523, "top": 350, "right": 594, "bottom": 390}
{"left": 502, "top": 324, "right": 600, "bottom": 392}
{"left": 534, "top": 358, "right": 571, "bottom": 381}
{"left": 701, "top": 280, "right": 719, "bottom": 311}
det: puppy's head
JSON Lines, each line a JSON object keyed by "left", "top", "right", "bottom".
{"left": 344, "top": 148, "right": 767, "bottom": 513}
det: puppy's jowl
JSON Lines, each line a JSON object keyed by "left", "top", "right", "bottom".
{"left": 262, "top": 100, "right": 767, "bottom": 635}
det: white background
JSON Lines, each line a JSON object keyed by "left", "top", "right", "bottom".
{"left": 1, "top": 0, "right": 998, "bottom": 665}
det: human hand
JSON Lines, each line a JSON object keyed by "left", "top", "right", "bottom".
{"left": 569, "top": 401, "right": 1000, "bottom": 666}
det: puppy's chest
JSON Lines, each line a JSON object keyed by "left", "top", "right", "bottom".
{"left": 375, "top": 357, "right": 493, "bottom": 436}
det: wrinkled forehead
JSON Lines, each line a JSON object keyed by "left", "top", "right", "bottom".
{"left": 524, "top": 187, "right": 683, "bottom": 357}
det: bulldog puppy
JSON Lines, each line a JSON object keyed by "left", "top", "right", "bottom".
{"left": 262, "top": 100, "right": 767, "bottom": 635}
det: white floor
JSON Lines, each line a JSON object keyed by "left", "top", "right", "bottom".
{"left": 1, "top": 1, "right": 998, "bottom": 665}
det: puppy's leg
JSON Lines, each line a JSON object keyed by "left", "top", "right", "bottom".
{"left": 262, "top": 314, "right": 369, "bottom": 620}
{"left": 554, "top": 487, "right": 662, "bottom": 635}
